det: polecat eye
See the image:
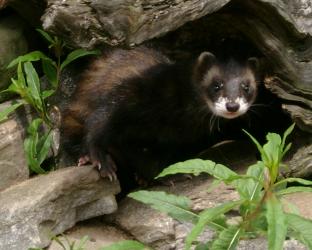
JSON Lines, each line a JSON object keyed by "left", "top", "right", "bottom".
{"left": 241, "top": 82, "right": 250, "bottom": 92}
{"left": 213, "top": 82, "right": 224, "bottom": 92}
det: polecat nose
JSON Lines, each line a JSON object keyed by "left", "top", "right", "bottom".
{"left": 226, "top": 102, "right": 240, "bottom": 112}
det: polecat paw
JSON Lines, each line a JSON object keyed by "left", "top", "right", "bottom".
{"left": 93, "top": 155, "right": 118, "bottom": 181}
{"left": 77, "top": 155, "right": 91, "bottom": 166}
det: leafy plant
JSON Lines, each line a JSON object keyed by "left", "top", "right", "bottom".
{"left": 0, "top": 29, "right": 99, "bottom": 174}
{"left": 28, "top": 235, "right": 89, "bottom": 250}
{"left": 104, "top": 124, "right": 312, "bottom": 250}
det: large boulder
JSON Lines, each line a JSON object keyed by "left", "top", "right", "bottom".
{"left": 0, "top": 166, "right": 120, "bottom": 250}
{"left": 0, "top": 101, "right": 29, "bottom": 191}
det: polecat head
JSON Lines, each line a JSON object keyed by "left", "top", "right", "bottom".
{"left": 194, "top": 52, "right": 259, "bottom": 119}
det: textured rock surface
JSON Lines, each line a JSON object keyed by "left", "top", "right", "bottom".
{"left": 42, "top": 0, "right": 231, "bottom": 49}
{"left": 0, "top": 101, "right": 28, "bottom": 191}
{"left": 0, "top": 166, "right": 120, "bottom": 250}
{"left": 0, "top": 14, "right": 28, "bottom": 90}
{"left": 48, "top": 221, "right": 129, "bottom": 250}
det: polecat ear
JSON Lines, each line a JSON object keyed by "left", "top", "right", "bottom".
{"left": 197, "top": 52, "right": 216, "bottom": 69}
{"left": 247, "top": 57, "right": 259, "bottom": 72}
{"left": 194, "top": 52, "right": 216, "bottom": 79}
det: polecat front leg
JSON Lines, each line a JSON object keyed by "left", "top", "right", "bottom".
{"left": 82, "top": 107, "right": 118, "bottom": 181}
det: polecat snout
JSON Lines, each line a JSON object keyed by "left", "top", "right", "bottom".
{"left": 61, "top": 47, "right": 258, "bottom": 180}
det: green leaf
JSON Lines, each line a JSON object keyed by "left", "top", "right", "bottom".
{"left": 0, "top": 102, "right": 24, "bottom": 122}
{"left": 282, "top": 142, "right": 292, "bottom": 158}
{"left": 281, "top": 123, "right": 295, "bottom": 152}
{"left": 37, "top": 130, "right": 53, "bottom": 165}
{"left": 60, "top": 49, "right": 99, "bottom": 70}
{"left": 277, "top": 186, "right": 312, "bottom": 196}
{"left": 36, "top": 28, "right": 55, "bottom": 44}
{"left": 236, "top": 162, "right": 265, "bottom": 201}
{"left": 211, "top": 226, "right": 242, "bottom": 250}
{"left": 286, "top": 213, "right": 312, "bottom": 249}
{"left": 243, "top": 129, "right": 269, "bottom": 164}
{"left": 42, "top": 90, "right": 55, "bottom": 99}
{"left": 156, "top": 159, "right": 238, "bottom": 182}
{"left": 266, "top": 194, "right": 287, "bottom": 250}
{"left": 7, "top": 51, "right": 52, "bottom": 68}
{"left": 42, "top": 59, "right": 58, "bottom": 88}
{"left": 274, "top": 178, "right": 312, "bottom": 188}
{"left": 27, "top": 118, "right": 43, "bottom": 135}
{"left": 128, "top": 190, "right": 196, "bottom": 222}
{"left": 23, "top": 62, "right": 42, "bottom": 108}
{"left": 100, "top": 240, "right": 150, "bottom": 250}
{"left": 24, "top": 118, "right": 46, "bottom": 174}
{"left": 17, "top": 61, "right": 26, "bottom": 89}
{"left": 263, "top": 133, "right": 281, "bottom": 168}
{"left": 24, "top": 136, "right": 46, "bottom": 174}
{"left": 185, "top": 200, "right": 241, "bottom": 250}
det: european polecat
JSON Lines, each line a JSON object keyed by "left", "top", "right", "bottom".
{"left": 61, "top": 47, "right": 258, "bottom": 181}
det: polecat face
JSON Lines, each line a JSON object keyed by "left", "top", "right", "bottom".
{"left": 194, "top": 52, "right": 258, "bottom": 119}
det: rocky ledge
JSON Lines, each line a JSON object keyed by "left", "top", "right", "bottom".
{"left": 0, "top": 166, "right": 120, "bottom": 250}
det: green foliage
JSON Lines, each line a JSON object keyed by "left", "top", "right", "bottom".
{"left": 185, "top": 201, "right": 242, "bottom": 250}
{"left": 28, "top": 235, "right": 89, "bottom": 250}
{"left": 266, "top": 194, "right": 287, "bottom": 250}
{"left": 24, "top": 118, "right": 53, "bottom": 174}
{"left": 112, "top": 124, "right": 312, "bottom": 250}
{"left": 0, "top": 28, "right": 99, "bottom": 173}
{"left": 51, "top": 235, "right": 89, "bottom": 250}
{"left": 211, "top": 226, "right": 242, "bottom": 250}
{"left": 128, "top": 191, "right": 197, "bottom": 222}
{"left": 286, "top": 213, "right": 312, "bottom": 248}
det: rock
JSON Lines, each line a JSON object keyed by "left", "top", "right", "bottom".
{"left": 0, "top": 101, "right": 29, "bottom": 191}
{"left": 0, "top": 14, "right": 28, "bottom": 91}
{"left": 48, "top": 220, "right": 129, "bottom": 250}
{"left": 115, "top": 196, "right": 176, "bottom": 250}
{"left": 42, "top": 0, "right": 231, "bottom": 49}
{"left": 0, "top": 166, "right": 120, "bottom": 250}
{"left": 238, "top": 238, "right": 307, "bottom": 250}
{"left": 286, "top": 143, "right": 312, "bottom": 178}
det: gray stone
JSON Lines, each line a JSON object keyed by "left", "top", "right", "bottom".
{"left": 115, "top": 196, "right": 176, "bottom": 250}
{"left": 0, "top": 166, "right": 120, "bottom": 250}
{"left": 42, "top": 0, "right": 230, "bottom": 49}
{"left": 0, "top": 14, "right": 28, "bottom": 90}
{"left": 238, "top": 238, "right": 307, "bottom": 250}
{"left": 0, "top": 101, "right": 28, "bottom": 191}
